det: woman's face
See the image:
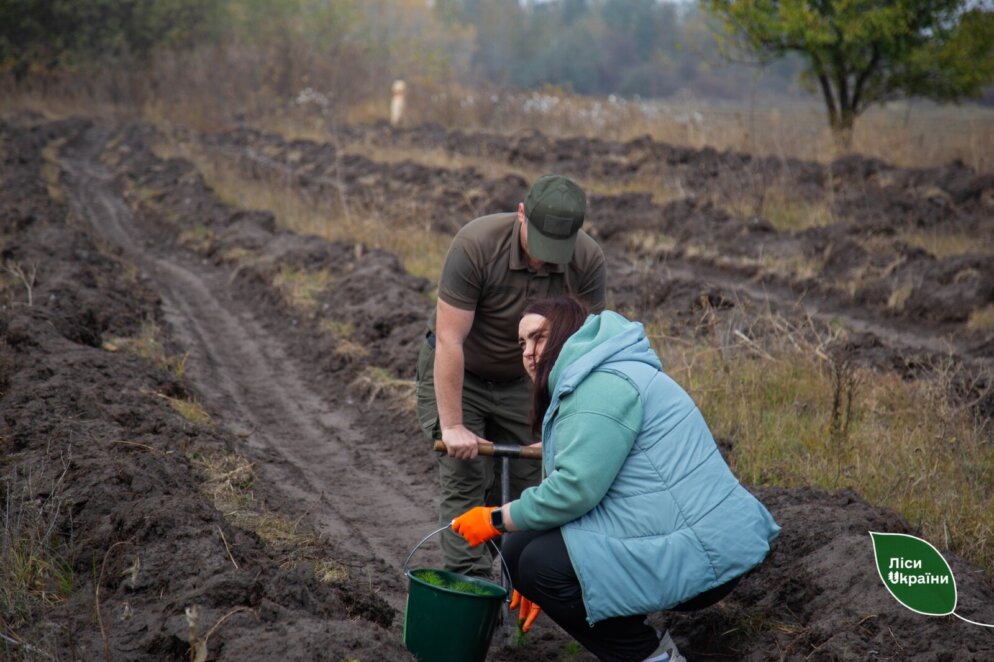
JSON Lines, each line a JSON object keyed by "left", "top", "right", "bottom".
{"left": 518, "top": 313, "right": 549, "bottom": 381}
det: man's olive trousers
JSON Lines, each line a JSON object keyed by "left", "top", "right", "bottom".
{"left": 415, "top": 336, "right": 541, "bottom": 577}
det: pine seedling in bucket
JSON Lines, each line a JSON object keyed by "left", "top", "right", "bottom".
{"left": 403, "top": 527, "right": 509, "bottom": 662}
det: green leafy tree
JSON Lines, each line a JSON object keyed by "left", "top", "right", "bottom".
{"left": 705, "top": 0, "right": 994, "bottom": 142}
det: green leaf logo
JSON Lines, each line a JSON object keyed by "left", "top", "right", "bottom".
{"left": 870, "top": 532, "right": 956, "bottom": 616}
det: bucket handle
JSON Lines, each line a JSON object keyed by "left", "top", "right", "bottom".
{"left": 404, "top": 524, "right": 513, "bottom": 601}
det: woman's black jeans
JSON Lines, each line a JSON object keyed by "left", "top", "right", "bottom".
{"left": 501, "top": 529, "right": 740, "bottom": 662}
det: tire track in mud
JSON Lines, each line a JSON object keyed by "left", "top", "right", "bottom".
{"left": 61, "top": 126, "right": 437, "bottom": 609}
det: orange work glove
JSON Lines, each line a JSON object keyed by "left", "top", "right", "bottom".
{"left": 451, "top": 506, "right": 500, "bottom": 547}
{"left": 510, "top": 590, "right": 541, "bottom": 633}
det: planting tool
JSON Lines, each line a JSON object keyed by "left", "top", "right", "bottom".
{"left": 432, "top": 439, "right": 542, "bottom": 460}
{"left": 433, "top": 439, "right": 543, "bottom": 646}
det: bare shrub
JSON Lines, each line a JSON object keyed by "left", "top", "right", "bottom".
{"left": 1, "top": 261, "right": 37, "bottom": 307}
{"left": 826, "top": 347, "right": 860, "bottom": 486}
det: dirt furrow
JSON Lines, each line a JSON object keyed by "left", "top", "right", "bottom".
{"left": 644, "top": 258, "right": 968, "bottom": 358}
{"left": 197, "top": 127, "right": 993, "bottom": 373}
{"left": 61, "top": 126, "right": 437, "bottom": 609}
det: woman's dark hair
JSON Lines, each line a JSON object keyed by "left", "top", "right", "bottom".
{"left": 523, "top": 295, "right": 589, "bottom": 435}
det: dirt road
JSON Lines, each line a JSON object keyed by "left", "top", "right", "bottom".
{"left": 62, "top": 125, "right": 440, "bottom": 606}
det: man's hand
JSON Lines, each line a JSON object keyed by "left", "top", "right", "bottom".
{"left": 510, "top": 590, "right": 541, "bottom": 633}
{"left": 441, "top": 425, "right": 481, "bottom": 460}
{"left": 451, "top": 506, "right": 500, "bottom": 547}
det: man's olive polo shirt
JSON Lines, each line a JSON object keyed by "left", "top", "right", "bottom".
{"left": 429, "top": 212, "right": 606, "bottom": 382}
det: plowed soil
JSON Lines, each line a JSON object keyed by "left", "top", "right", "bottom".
{"left": 2, "top": 115, "right": 992, "bottom": 661}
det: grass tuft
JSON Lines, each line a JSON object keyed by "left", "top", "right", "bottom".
{"left": 886, "top": 286, "right": 913, "bottom": 311}
{"left": 161, "top": 394, "right": 213, "bottom": 427}
{"left": 967, "top": 304, "right": 994, "bottom": 332}
{"left": 722, "top": 185, "right": 833, "bottom": 233}
{"left": 897, "top": 232, "right": 994, "bottom": 259}
{"left": 40, "top": 137, "right": 66, "bottom": 203}
{"left": 319, "top": 319, "right": 370, "bottom": 360}
{"left": 178, "top": 224, "right": 215, "bottom": 253}
{"left": 189, "top": 451, "right": 351, "bottom": 574}
{"left": 350, "top": 367, "right": 415, "bottom": 412}
{"left": 104, "top": 318, "right": 189, "bottom": 378}
{"left": 315, "top": 560, "right": 350, "bottom": 583}
{"left": 1, "top": 457, "right": 76, "bottom": 652}
{"left": 273, "top": 266, "right": 333, "bottom": 313}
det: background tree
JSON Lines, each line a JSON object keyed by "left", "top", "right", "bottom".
{"left": 705, "top": 0, "right": 994, "bottom": 143}
{"left": 434, "top": 0, "right": 807, "bottom": 101}
{"left": 0, "top": 0, "right": 223, "bottom": 79}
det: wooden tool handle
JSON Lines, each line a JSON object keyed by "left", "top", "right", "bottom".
{"left": 433, "top": 439, "right": 542, "bottom": 461}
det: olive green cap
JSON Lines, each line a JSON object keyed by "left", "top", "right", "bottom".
{"left": 523, "top": 174, "right": 586, "bottom": 264}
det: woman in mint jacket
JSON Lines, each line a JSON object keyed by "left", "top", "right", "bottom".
{"left": 452, "top": 295, "right": 780, "bottom": 662}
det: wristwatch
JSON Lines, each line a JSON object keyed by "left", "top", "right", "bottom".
{"left": 490, "top": 507, "right": 507, "bottom": 533}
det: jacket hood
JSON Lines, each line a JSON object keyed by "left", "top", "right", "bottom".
{"left": 549, "top": 311, "right": 662, "bottom": 398}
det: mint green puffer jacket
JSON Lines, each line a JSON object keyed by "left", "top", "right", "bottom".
{"left": 511, "top": 311, "right": 780, "bottom": 625}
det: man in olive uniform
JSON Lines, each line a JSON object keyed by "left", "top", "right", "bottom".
{"left": 416, "top": 174, "right": 606, "bottom": 576}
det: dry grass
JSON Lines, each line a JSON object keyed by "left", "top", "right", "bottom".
{"left": 967, "top": 305, "right": 994, "bottom": 332}
{"left": 238, "top": 116, "right": 687, "bottom": 239}
{"left": 350, "top": 366, "right": 416, "bottom": 413}
{"left": 247, "top": 111, "right": 333, "bottom": 145}
{"left": 751, "top": 189, "right": 833, "bottom": 232}
{"left": 1, "top": 90, "right": 125, "bottom": 126}
{"left": 584, "top": 178, "right": 686, "bottom": 207}
{"left": 886, "top": 286, "right": 914, "bottom": 312}
{"left": 531, "top": 92, "right": 994, "bottom": 172}
{"left": 648, "top": 317, "right": 994, "bottom": 573}
{"left": 339, "top": 142, "right": 540, "bottom": 185}
{"left": 321, "top": 319, "right": 355, "bottom": 339}
{"left": 103, "top": 318, "right": 189, "bottom": 378}
{"left": 898, "top": 232, "right": 994, "bottom": 259}
{"left": 678, "top": 242, "right": 825, "bottom": 283}
{"left": 6, "top": 67, "right": 993, "bottom": 174}
{"left": 272, "top": 266, "right": 333, "bottom": 313}
{"left": 188, "top": 451, "right": 349, "bottom": 578}
{"left": 1, "top": 456, "right": 75, "bottom": 654}
{"left": 40, "top": 137, "right": 66, "bottom": 203}
{"left": 153, "top": 139, "right": 451, "bottom": 283}
{"left": 178, "top": 224, "right": 215, "bottom": 253}
{"left": 161, "top": 394, "right": 213, "bottom": 427}
{"left": 319, "top": 319, "right": 370, "bottom": 360}
{"left": 401, "top": 86, "right": 994, "bottom": 173}
{"left": 190, "top": 452, "right": 312, "bottom": 553}
{"left": 623, "top": 230, "right": 678, "bottom": 257}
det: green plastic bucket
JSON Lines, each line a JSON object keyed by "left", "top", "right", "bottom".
{"left": 402, "top": 527, "right": 510, "bottom": 662}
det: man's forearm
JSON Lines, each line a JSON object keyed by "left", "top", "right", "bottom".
{"left": 580, "top": 261, "right": 607, "bottom": 313}
{"left": 434, "top": 339, "right": 465, "bottom": 429}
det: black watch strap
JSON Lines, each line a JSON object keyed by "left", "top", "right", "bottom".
{"left": 490, "top": 507, "right": 506, "bottom": 533}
